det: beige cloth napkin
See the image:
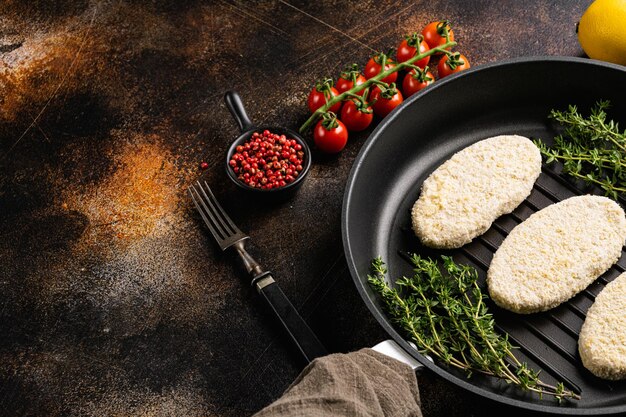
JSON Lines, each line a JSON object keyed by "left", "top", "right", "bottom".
{"left": 253, "top": 348, "right": 422, "bottom": 417}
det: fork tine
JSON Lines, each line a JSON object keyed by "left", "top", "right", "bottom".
{"left": 198, "top": 181, "right": 242, "bottom": 235}
{"left": 194, "top": 181, "right": 232, "bottom": 237}
{"left": 202, "top": 180, "right": 242, "bottom": 233}
{"left": 188, "top": 185, "right": 227, "bottom": 241}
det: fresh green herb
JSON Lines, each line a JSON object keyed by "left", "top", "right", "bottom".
{"left": 368, "top": 255, "right": 580, "bottom": 401}
{"left": 534, "top": 100, "right": 626, "bottom": 200}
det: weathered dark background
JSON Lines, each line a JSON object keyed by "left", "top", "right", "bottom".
{"left": 0, "top": 1, "right": 589, "bottom": 415}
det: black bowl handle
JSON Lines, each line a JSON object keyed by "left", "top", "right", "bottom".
{"left": 224, "top": 91, "right": 255, "bottom": 133}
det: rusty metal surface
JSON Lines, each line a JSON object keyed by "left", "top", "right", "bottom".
{"left": 0, "top": 1, "right": 588, "bottom": 415}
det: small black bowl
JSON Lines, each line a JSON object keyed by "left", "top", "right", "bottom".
{"left": 224, "top": 91, "right": 312, "bottom": 195}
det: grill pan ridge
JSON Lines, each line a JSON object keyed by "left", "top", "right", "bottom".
{"left": 342, "top": 57, "right": 626, "bottom": 415}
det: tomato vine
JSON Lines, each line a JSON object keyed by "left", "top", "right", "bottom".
{"left": 299, "top": 40, "right": 457, "bottom": 134}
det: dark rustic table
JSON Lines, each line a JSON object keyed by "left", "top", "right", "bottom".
{"left": 0, "top": 1, "right": 589, "bottom": 416}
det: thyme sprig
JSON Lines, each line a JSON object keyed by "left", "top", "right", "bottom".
{"left": 368, "top": 255, "right": 580, "bottom": 401}
{"left": 534, "top": 100, "right": 626, "bottom": 200}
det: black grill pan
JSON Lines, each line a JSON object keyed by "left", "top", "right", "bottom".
{"left": 342, "top": 57, "right": 626, "bottom": 415}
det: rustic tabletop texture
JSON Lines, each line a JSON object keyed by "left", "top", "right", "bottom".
{"left": 0, "top": 1, "right": 589, "bottom": 416}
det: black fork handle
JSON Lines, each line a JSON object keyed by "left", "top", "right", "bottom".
{"left": 253, "top": 273, "right": 328, "bottom": 364}
{"left": 224, "top": 90, "right": 255, "bottom": 133}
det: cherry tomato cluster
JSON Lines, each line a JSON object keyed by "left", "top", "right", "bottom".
{"left": 306, "top": 21, "right": 471, "bottom": 154}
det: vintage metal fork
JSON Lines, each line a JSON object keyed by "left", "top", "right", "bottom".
{"left": 188, "top": 180, "right": 327, "bottom": 363}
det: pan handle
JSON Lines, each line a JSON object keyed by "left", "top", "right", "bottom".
{"left": 372, "top": 339, "right": 424, "bottom": 371}
{"left": 224, "top": 90, "right": 255, "bottom": 133}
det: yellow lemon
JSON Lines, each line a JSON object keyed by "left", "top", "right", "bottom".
{"left": 577, "top": 0, "right": 626, "bottom": 66}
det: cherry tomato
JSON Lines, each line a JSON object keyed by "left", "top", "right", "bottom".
{"left": 307, "top": 78, "right": 342, "bottom": 114}
{"left": 340, "top": 100, "right": 374, "bottom": 132}
{"left": 396, "top": 34, "right": 430, "bottom": 69}
{"left": 336, "top": 63, "right": 366, "bottom": 96}
{"left": 370, "top": 85, "right": 403, "bottom": 117}
{"left": 437, "top": 53, "right": 471, "bottom": 78}
{"left": 336, "top": 73, "right": 367, "bottom": 96}
{"left": 313, "top": 115, "right": 348, "bottom": 153}
{"left": 402, "top": 68, "right": 435, "bottom": 97}
{"left": 421, "top": 21, "right": 454, "bottom": 51}
{"left": 364, "top": 54, "right": 397, "bottom": 84}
